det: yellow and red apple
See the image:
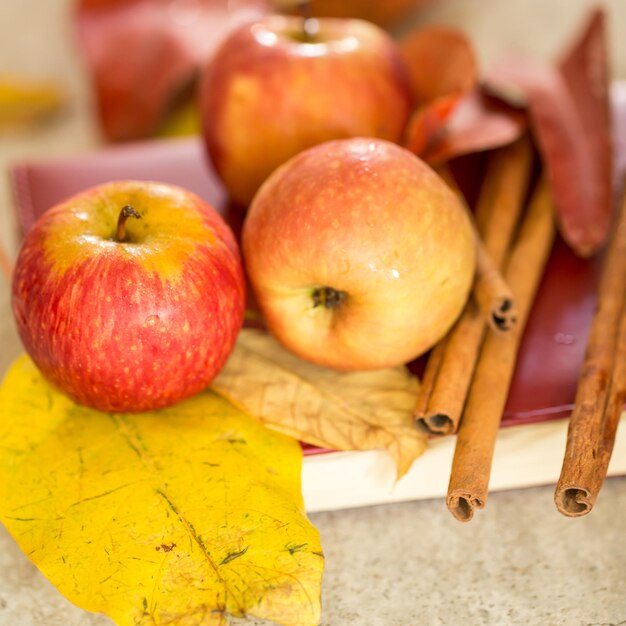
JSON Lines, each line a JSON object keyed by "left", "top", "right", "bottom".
{"left": 199, "top": 14, "right": 413, "bottom": 206}
{"left": 11, "top": 181, "right": 245, "bottom": 412}
{"left": 242, "top": 138, "right": 476, "bottom": 370}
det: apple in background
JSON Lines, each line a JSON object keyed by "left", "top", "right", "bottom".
{"left": 271, "top": 0, "right": 435, "bottom": 29}
{"left": 242, "top": 138, "right": 476, "bottom": 370}
{"left": 11, "top": 181, "right": 246, "bottom": 413}
{"left": 199, "top": 14, "right": 413, "bottom": 207}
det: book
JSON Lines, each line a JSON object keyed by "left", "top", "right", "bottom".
{"left": 10, "top": 84, "right": 626, "bottom": 513}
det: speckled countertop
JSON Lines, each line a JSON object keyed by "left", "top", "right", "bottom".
{"left": 1, "top": 1, "right": 625, "bottom": 625}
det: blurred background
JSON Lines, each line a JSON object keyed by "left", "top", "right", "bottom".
{"left": 1, "top": 0, "right": 625, "bottom": 225}
{"left": 2, "top": 0, "right": 625, "bottom": 218}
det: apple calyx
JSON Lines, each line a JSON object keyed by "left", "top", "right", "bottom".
{"left": 301, "top": 17, "right": 320, "bottom": 43}
{"left": 312, "top": 286, "right": 346, "bottom": 310}
{"left": 115, "top": 205, "right": 141, "bottom": 243}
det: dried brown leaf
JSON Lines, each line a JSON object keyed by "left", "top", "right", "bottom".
{"left": 212, "top": 329, "right": 426, "bottom": 479}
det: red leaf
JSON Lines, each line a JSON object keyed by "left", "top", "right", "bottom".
{"left": 403, "top": 93, "right": 461, "bottom": 158}
{"left": 485, "top": 8, "right": 612, "bottom": 257}
{"left": 75, "top": 0, "right": 264, "bottom": 141}
{"left": 399, "top": 26, "right": 477, "bottom": 105}
{"left": 400, "top": 26, "right": 498, "bottom": 165}
{"left": 408, "top": 88, "right": 527, "bottom": 166}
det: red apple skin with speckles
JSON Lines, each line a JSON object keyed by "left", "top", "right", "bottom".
{"left": 242, "top": 138, "right": 476, "bottom": 370}
{"left": 200, "top": 14, "right": 413, "bottom": 207}
{"left": 11, "top": 181, "right": 245, "bottom": 413}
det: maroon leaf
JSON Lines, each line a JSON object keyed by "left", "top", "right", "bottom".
{"left": 75, "top": 0, "right": 265, "bottom": 141}
{"left": 485, "top": 9, "right": 612, "bottom": 257}
{"left": 559, "top": 8, "right": 612, "bottom": 236}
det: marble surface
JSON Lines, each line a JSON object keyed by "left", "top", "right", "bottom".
{"left": 1, "top": 1, "right": 626, "bottom": 625}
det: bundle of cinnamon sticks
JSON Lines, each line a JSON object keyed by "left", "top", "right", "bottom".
{"left": 415, "top": 138, "right": 626, "bottom": 521}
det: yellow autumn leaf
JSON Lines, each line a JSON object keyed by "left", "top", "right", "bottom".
{"left": 0, "top": 76, "right": 65, "bottom": 128}
{"left": 212, "top": 329, "right": 427, "bottom": 479}
{"left": 0, "top": 355, "right": 323, "bottom": 626}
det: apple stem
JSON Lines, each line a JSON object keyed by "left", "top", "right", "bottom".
{"left": 116, "top": 205, "right": 141, "bottom": 242}
{"left": 312, "top": 286, "right": 346, "bottom": 310}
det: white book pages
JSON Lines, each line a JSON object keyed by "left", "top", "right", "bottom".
{"left": 302, "top": 412, "right": 626, "bottom": 512}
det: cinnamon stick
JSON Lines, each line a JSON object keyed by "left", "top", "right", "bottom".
{"left": 474, "top": 241, "right": 517, "bottom": 332}
{"left": 447, "top": 177, "right": 556, "bottom": 521}
{"left": 413, "top": 339, "right": 446, "bottom": 422}
{"left": 437, "top": 166, "right": 517, "bottom": 332}
{"left": 554, "top": 182, "right": 626, "bottom": 516}
{"left": 600, "top": 307, "right": 626, "bottom": 464}
{"left": 415, "top": 138, "right": 531, "bottom": 435}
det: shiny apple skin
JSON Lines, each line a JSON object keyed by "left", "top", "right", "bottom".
{"left": 11, "top": 181, "right": 246, "bottom": 413}
{"left": 242, "top": 138, "right": 476, "bottom": 370}
{"left": 200, "top": 15, "right": 413, "bottom": 207}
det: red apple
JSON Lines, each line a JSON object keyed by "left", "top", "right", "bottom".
{"left": 11, "top": 181, "right": 246, "bottom": 412}
{"left": 199, "top": 14, "right": 413, "bottom": 207}
{"left": 242, "top": 138, "right": 476, "bottom": 370}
